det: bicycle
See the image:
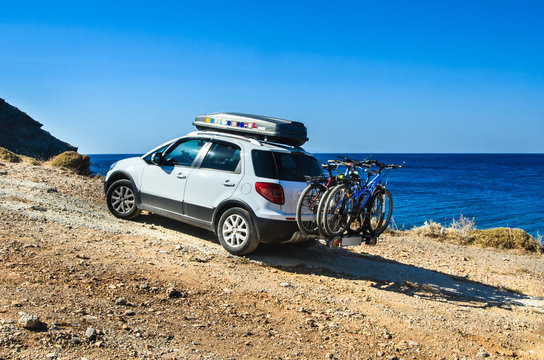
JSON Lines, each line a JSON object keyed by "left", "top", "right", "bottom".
{"left": 295, "top": 162, "right": 339, "bottom": 235}
{"left": 323, "top": 160, "right": 402, "bottom": 237}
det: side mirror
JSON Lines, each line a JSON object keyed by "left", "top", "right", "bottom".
{"left": 151, "top": 152, "right": 163, "bottom": 165}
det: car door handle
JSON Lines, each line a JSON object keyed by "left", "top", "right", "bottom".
{"left": 176, "top": 173, "right": 187, "bottom": 179}
{"left": 223, "top": 180, "right": 235, "bottom": 187}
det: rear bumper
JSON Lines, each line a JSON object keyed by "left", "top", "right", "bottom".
{"left": 253, "top": 217, "right": 314, "bottom": 244}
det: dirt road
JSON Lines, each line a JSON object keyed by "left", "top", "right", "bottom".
{"left": 0, "top": 161, "right": 543, "bottom": 359}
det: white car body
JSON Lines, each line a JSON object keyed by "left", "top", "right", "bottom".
{"left": 104, "top": 130, "right": 322, "bottom": 254}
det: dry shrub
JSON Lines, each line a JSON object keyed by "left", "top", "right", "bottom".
{"left": 405, "top": 215, "right": 543, "bottom": 253}
{"left": 0, "top": 147, "right": 21, "bottom": 163}
{"left": 50, "top": 151, "right": 91, "bottom": 175}
{"left": 472, "top": 228, "right": 543, "bottom": 253}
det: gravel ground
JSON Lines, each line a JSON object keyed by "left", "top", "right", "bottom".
{"left": 0, "top": 160, "right": 543, "bottom": 359}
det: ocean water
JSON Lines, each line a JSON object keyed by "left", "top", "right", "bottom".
{"left": 90, "top": 153, "right": 544, "bottom": 237}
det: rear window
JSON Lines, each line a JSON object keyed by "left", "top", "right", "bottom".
{"left": 252, "top": 150, "right": 322, "bottom": 181}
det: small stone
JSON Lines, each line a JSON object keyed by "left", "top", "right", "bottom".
{"left": 85, "top": 327, "right": 97, "bottom": 340}
{"left": 167, "top": 288, "right": 187, "bottom": 299}
{"left": 115, "top": 298, "right": 127, "bottom": 306}
{"left": 30, "top": 205, "right": 46, "bottom": 212}
{"left": 140, "top": 283, "right": 150, "bottom": 290}
{"left": 46, "top": 353, "right": 59, "bottom": 359}
{"left": 0, "top": 171, "right": 7, "bottom": 175}
{"left": 478, "top": 351, "right": 490, "bottom": 358}
{"left": 18, "top": 312, "right": 40, "bottom": 329}
{"left": 71, "top": 336, "right": 82, "bottom": 344}
{"left": 325, "top": 353, "right": 335, "bottom": 359}
{"left": 124, "top": 310, "right": 136, "bottom": 316}
{"left": 46, "top": 187, "right": 58, "bottom": 193}
{"left": 377, "top": 351, "right": 385, "bottom": 357}
{"left": 280, "top": 282, "right": 291, "bottom": 287}
{"left": 408, "top": 341, "right": 420, "bottom": 347}
{"left": 386, "top": 356, "right": 398, "bottom": 360}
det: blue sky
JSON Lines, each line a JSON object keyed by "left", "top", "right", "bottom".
{"left": 1, "top": 1, "right": 543, "bottom": 153}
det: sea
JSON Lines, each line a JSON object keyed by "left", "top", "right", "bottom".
{"left": 90, "top": 153, "right": 544, "bottom": 238}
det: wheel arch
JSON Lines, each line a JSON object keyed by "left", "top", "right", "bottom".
{"left": 212, "top": 200, "right": 257, "bottom": 235}
{"left": 105, "top": 171, "right": 141, "bottom": 204}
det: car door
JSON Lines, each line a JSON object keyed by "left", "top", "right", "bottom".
{"left": 139, "top": 138, "right": 208, "bottom": 215}
{"left": 184, "top": 140, "right": 243, "bottom": 222}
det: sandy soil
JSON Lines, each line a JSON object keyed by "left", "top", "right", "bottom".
{"left": 0, "top": 160, "right": 543, "bottom": 359}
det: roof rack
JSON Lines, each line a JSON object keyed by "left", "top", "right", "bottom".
{"left": 189, "top": 130, "right": 261, "bottom": 146}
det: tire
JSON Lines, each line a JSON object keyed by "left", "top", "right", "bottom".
{"left": 323, "top": 185, "right": 353, "bottom": 237}
{"left": 365, "top": 187, "right": 393, "bottom": 236}
{"left": 106, "top": 179, "right": 141, "bottom": 219}
{"left": 316, "top": 186, "right": 335, "bottom": 237}
{"left": 296, "top": 183, "right": 325, "bottom": 235}
{"left": 217, "top": 208, "right": 260, "bottom": 255}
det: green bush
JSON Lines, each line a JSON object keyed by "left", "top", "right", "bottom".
{"left": 50, "top": 151, "right": 91, "bottom": 175}
{"left": 0, "top": 147, "right": 21, "bottom": 163}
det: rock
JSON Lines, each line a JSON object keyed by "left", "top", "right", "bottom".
{"left": 166, "top": 288, "right": 186, "bottom": 299}
{"left": 124, "top": 310, "right": 136, "bottom": 316}
{"left": 0, "top": 98, "right": 77, "bottom": 159}
{"left": 0, "top": 171, "right": 7, "bottom": 175}
{"left": 46, "top": 353, "right": 59, "bottom": 359}
{"left": 85, "top": 327, "right": 97, "bottom": 341}
{"left": 30, "top": 205, "right": 46, "bottom": 212}
{"left": 46, "top": 187, "right": 58, "bottom": 193}
{"left": 280, "top": 282, "right": 291, "bottom": 287}
{"left": 377, "top": 351, "right": 385, "bottom": 357}
{"left": 115, "top": 298, "right": 128, "bottom": 306}
{"left": 18, "top": 312, "right": 40, "bottom": 329}
{"left": 478, "top": 350, "right": 490, "bottom": 358}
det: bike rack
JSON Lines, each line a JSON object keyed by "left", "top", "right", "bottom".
{"left": 322, "top": 233, "right": 378, "bottom": 248}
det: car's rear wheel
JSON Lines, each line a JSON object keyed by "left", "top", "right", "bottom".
{"left": 106, "top": 179, "right": 141, "bottom": 219}
{"left": 217, "top": 207, "right": 259, "bottom": 255}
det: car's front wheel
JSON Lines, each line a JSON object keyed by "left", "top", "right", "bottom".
{"left": 106, "top": 179, "right": 141, "bottom": 219}
{"left": 217, "top": 208, "right": 259, "bottom": 255}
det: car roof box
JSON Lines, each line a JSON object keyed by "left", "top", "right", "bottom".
{"left": 193, "top": 112, "right": 308, "bottom": 146}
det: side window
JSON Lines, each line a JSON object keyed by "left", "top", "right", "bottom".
{"left": 252, "top": 150, "right": 278, "bottom": 179}
{"left": 142, "top": 143, "right": 171, "bottom": 163}
{"left": 201, "top": 142, "right": 241, "bottom": 173}
{"left": 163, "top": 139, "right": 207, "bottom": 166}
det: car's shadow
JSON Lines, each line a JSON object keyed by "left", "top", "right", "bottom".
{"left": 133, "top": 213, "right": 219, "bottom": 244}
{"left": 250, "top": 243, "right": 544, "bottom": 311}
{"left": 132, "top": 214, "right": 543, "bottom": 311}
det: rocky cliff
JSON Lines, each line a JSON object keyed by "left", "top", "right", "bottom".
{"left": 0, "top": 98, "right": 77, "bottom": 159}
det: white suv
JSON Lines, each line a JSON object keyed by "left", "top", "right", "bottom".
{"left": 104, "top": 113, "right": 322, "bottom": 255}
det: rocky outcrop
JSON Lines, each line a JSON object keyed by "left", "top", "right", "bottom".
{"left": 0, "top": 98, "right": 77, "bottom": 159}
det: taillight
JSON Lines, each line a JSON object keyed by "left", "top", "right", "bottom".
{"left": 255, "top": 182, "right": 284, "bottom": 205}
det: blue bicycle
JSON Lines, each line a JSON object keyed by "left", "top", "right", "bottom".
{"left": 323, "top": 159, "right": 402, "bottom": 237}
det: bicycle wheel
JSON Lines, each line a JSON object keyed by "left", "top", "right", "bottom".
{"left": 366, "top": 187, "right": 393, "bottom": 236}
{"left": 323, "top": 185, "right": 353, "bottom": 237}
{"left": 316, "top": 186, "right": 335, "bottom": 237}
{"left": 296, "top": 183, "right": 325, "bottom": 235}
